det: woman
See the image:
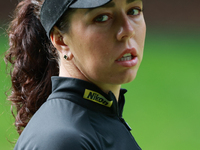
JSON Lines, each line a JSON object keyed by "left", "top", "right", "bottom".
{"left": 6, "top": 0, "right": 146, "bottom": 149}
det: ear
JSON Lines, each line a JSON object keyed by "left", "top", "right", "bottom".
{"left": 50, "top": 27, "right": 69, "bottom": 54}
{"left": 50, "top": 27, "right": 74, "bottom": 60}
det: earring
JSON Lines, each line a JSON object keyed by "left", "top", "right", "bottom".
{"left": 60, "top": 37, "right": 62, "bottom": 41}
{"left": 64, "top": 55, "right": 68, "bottom": 60}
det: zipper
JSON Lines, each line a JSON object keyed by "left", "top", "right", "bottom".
{"left": 108, "top": 91, "right": 132, "bottom": 131}
{"left": 119, "top": 117, "right": 132, "bottom": 131}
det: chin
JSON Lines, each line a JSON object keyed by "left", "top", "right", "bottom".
{"left": 125, "top": 68, "right": 138, "bottom": 81}
{"left": 113, "top": 70, "right": 138, "bottom": 85}
{"left": 124, "top": 74, "right": 137, "bottom": 84}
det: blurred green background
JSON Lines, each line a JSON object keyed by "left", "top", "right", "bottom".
{"left": 0, "top": 0, "right": 200, "bottom": 150}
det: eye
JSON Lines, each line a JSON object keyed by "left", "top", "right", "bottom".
{"left": 127, "top": 8, "right": 142, "bottom": 16}
{"left": 94, "top": 14, "right": 109, "bottom": 23}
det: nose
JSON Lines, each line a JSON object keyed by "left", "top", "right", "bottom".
{"left": 116, "top": 14, "right": 135, "bottom": 41}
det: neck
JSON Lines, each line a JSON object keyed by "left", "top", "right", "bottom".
{"left": 59, "top": 60, "right": 121, "bottom": 101}
{"left": 92, "top": 82, "right": 121, "bottom": 102}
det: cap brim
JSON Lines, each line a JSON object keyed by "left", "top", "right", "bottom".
{"left": 70, "top": 0, "right": 111, "bottom": 8}
{"left": 41, "top": 0, "right": 112, "bottom": 37}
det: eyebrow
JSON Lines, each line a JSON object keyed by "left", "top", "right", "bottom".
{"left": 127, "top": 0, "right": 142, "bottom": 4}
{"left": 85, "top": 0, "right": 142, "bottom": 15}
{"left": 85, "top": 2, "right": 115, "bottom": 15}
{"left": 102, "top": 1, "right": 115, "bottom": 8}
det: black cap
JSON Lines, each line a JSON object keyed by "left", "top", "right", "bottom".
{"left": 40, "top": 0, "right": 112, "bottom": 37}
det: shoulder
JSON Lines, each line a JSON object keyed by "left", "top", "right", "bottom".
{"left": 15, "top": 128, "right": 89, "bottom": 150}
{"left": 14, "top": 99, "right": 100, "bottom": 150}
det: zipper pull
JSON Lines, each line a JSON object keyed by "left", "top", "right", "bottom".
{"left": 120, "top": 118, "right": 132, "bottom": 131}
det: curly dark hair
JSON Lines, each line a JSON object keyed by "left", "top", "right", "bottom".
{"left": 5, "top": 0, "right": 75, "bottom": 135}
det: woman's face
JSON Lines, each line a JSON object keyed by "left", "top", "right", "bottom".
{"left": 63, "top": 0, "right": 146, "bottom": 88}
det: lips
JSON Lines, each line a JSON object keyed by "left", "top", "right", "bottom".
{"left": 117, "top": 53, "right": 133, "bottom": 62}
{"left": 116, "top": 48, "right": 137, "bottom": 61}
{"left": 115, "top": 48, "right": 138, "bottom": 67}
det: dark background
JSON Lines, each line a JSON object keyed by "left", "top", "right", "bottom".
{"left": 1, "top": 0, "right": 200, "bottom": 28}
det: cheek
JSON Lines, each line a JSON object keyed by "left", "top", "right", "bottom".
{"left": 71, "top": 21, "right": 114, "bottom": 57}
{"left": 134, "top": 22, "right": 146, "bottom": 63}
{"left": 72, "top": 33, "right": 109, "bottom": 70}
{"left": 136, "top": 21, "right": 146, "bottom": 48}
{"left": 81, "top": 34, "right": 111, "bottom": 59}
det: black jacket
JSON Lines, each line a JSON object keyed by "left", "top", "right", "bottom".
{"left": 14, "top": 77, "right": 141, "bottom": 150}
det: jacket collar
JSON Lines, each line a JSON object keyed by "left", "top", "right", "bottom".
{"left": 48, "top": 76, "right": 127, "bottom": 116}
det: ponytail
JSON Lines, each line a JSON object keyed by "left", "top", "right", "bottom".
{"left": 5, "top": 0, "right": 59, "bottom": 135}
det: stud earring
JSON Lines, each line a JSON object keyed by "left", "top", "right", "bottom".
{"left": 64, "top": 55, "right": 68, "bottom": 60}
